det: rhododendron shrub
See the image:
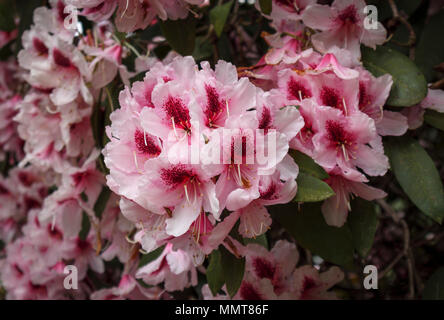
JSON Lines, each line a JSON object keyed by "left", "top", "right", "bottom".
{"left": 0, "top": 0, "right": 443, "bottom": 301}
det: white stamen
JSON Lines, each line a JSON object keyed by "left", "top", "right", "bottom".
{"left": 298, "top": 90, "right": 303, "bottom": 101}
{"left": 144, "top": 129, "right": 148, "bottom": 146}
{"left": 184, "top": 184, "right": 190, "bottom": 203}
{"left": 341, "top": 144, "right": 349, "bottom": 162}
{"left": 226, "top": 100, "right": 230, "bottom": 117}
{"left": 342, "top": 98, "right": 348, "bottom": 116}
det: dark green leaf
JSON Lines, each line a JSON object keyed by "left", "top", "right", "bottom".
{"left": 206, "top": 249, "right": 225, "bottom": 296}
{"left": 348, "top": 198, "right": 379, "bottom": 257}
{"left": 159, "top": 16, "right": 196, "bottom": 56}
{"left": 192, "top": 36, "right": 213, "bottom": 61}
{"left": 259, "top": 0, "right": 272, "bottom": 15}
{"left": 270, "top": 203, "right": 354, "bottom": 268}
{"left": 220, "top": 246, "right": 245, "bottom": 297}
{"left": 93, "top": 186, "right": 111, "bottom": 219}
{"left": 138, "top": 245, "right": 165, "bottom": 268}
{"left": 79, "top": 211, "right": 91, "bottom": 240}
{"left": 416, "top": 10, "right": 444, "bottom": 82}
{"left": 362, "top": 46, "right": 427, "bottom": 107}
{"left": 0, "top": 0, "right": 16, "bottom": 32}
{"left": 385, "top": 137, "right": 444, "bottom": 223}
{"left": 423, "top": 267, "right": 444, "bottom": 300}
{"left": 210, "top": 0, "right": 233, "bottom": 37}
{"left": 242, "top": 233, "right": 268, "bottom": 249}
{"left": 289, "top": 149, "right": 329, "bottom": 180}
{"left": 424, "top": 110, "right": 444, "bottom": 131}
{"left": 293, "top": 172, "right": 335, "bottom": 202}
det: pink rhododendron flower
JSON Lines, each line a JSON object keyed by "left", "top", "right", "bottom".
{"left": 302, "top": 0, "right": 387, "bottom": 61}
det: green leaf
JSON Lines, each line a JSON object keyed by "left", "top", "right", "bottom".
{"left": 93, "top": 186, "right": 111, "bottom": 219}
{"left": 220, "top": 246, "right": 245, "bottom": 298}
{"left": 192, "top": 36, "right": 213, "bottom": 61}
{"left": 423, "top": 267, "right": 444, "bottom": 300}
{"left": 361, "top": 46, "right": 427, "bottom": 107}
{"left": 385, "top": 137, "right": 444, "bottom": 224}
{"left": 348, "top": 199, "right": 379, "bottom": 257}
{"left": 270, "top": 203, "right": 354, "bottom": 268}
{"left": 79, "top": 211, "right": 91, "bottom": 240}
{"left": 242, "top": 233, "right": 268, "bottom": 249}
{"left": 210, "top": 0, "right": 233, "bottom": 38}
{"left": 289, "top": 149, "right": 329, "bottom": 180}
{"left": 138, "top": 245, "right": 165, "bottom": 268}
{"left": 0, "top": 0, "right": 16, "bottom": 32}
{"left": 259, "top": 0, "right": 272, "bottom": 15}
{"left": 206, "top": 250, "right": 225, "bottom": 296}
{"left": 159, "top": 16, "right": 196, "bottom": 56}
{"left": 293, "top": 172, "right": 335, "bottom": 203}
{"left": 424, "top": 110, "right": 444, "bottom": 131}
{"left": 416, "top": 10, "right": 444, "bottom": 82}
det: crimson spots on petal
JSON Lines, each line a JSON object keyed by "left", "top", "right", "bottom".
{"left": 0, "top": 183, "right": 9, "bottom": 195}
{"left": 258, "top": 107, "right": 273, "bottom": 132}
{"left": 239, "top": 282, "right": 263, "bottom": 300}
{"left": 76, "top": 238, "right": 91, "bottom": 252}
{"left": 253, "top": 257, "right": 276, "bottom": 280}
{"left": 204, "top": 85, "right": 225, "bottom": 127}
{"left": 337, "top": 5, "right": 359, "bottom": 25}
{"left": 326, "top": 120, "right": 354, "bottom": 146}
{"left": 260, "top": 183, "right": 277, "bottom": 200}
{"left": 163, "top": 96, "right": 191, "bottom": 130}
{"left": 160, "top": 165, "right": 194, "bottom": 188}
{"left": 25, "top": 197, "right": 41, "bottom": 210}
{"left": 56, "top": 0, "right": 69, "bottom": 23}
{"left": 33, "top": 38, "right": 49, "bottom": 55}
{"left": 358, "top": 82, "right": 372, "bottom": 112}
{"left": 53, "top": 49, "right": 72, "bottom": 68}
{"left": 288, "top": 77, "right": 311, "bottom": 101}
{"left": 18, "top": 172, "right": 37, "bottom": 187}
{"left": 134, "top": 130, "right": 161, "bottom": 156}
{"left": 320, "top": 87, "right": 345, "bottom": 112}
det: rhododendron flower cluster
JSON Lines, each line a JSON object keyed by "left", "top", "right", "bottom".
{"left": 0, "top": 0, "right": 444, "bottom": 302}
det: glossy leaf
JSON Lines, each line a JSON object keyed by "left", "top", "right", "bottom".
{"left": 259, "top": 0, "right": 272, "bottom": 15}
{"left": 416, "top": 10, "right": 444, "bottom": 82}
{"left": 289, "top": 149, "right": 329, "bottom": 180}
{"left": 160, "top": 17, "right": 196, "bottom": 56}
{"left": 424, "top": 110, "right": 444, "bottom": 132}
{"left": 220, "top": 246, "right": 245, "bottom": 298}
{"left": 242, "top": 233, "right": 268, "bottom": 249}
{"left": 210, "top": 0, "right": 233, "bottom": 37}
{"left": 385, "top": 137, "right": 444, "bottom": 224}
{"left": 348, "top": 198, "right": 379, "bottom": 257}
{"left": 362, "top": 46, "right": 427, "bottom": 107}
{"left": 206, "top": 250, "right": 225, "bottom": 296}
{"left": 271, "top": 203, "right": 354, "bottom": 268}
{"left": 293, "top": 172, "right": 335, "bottom": 203}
